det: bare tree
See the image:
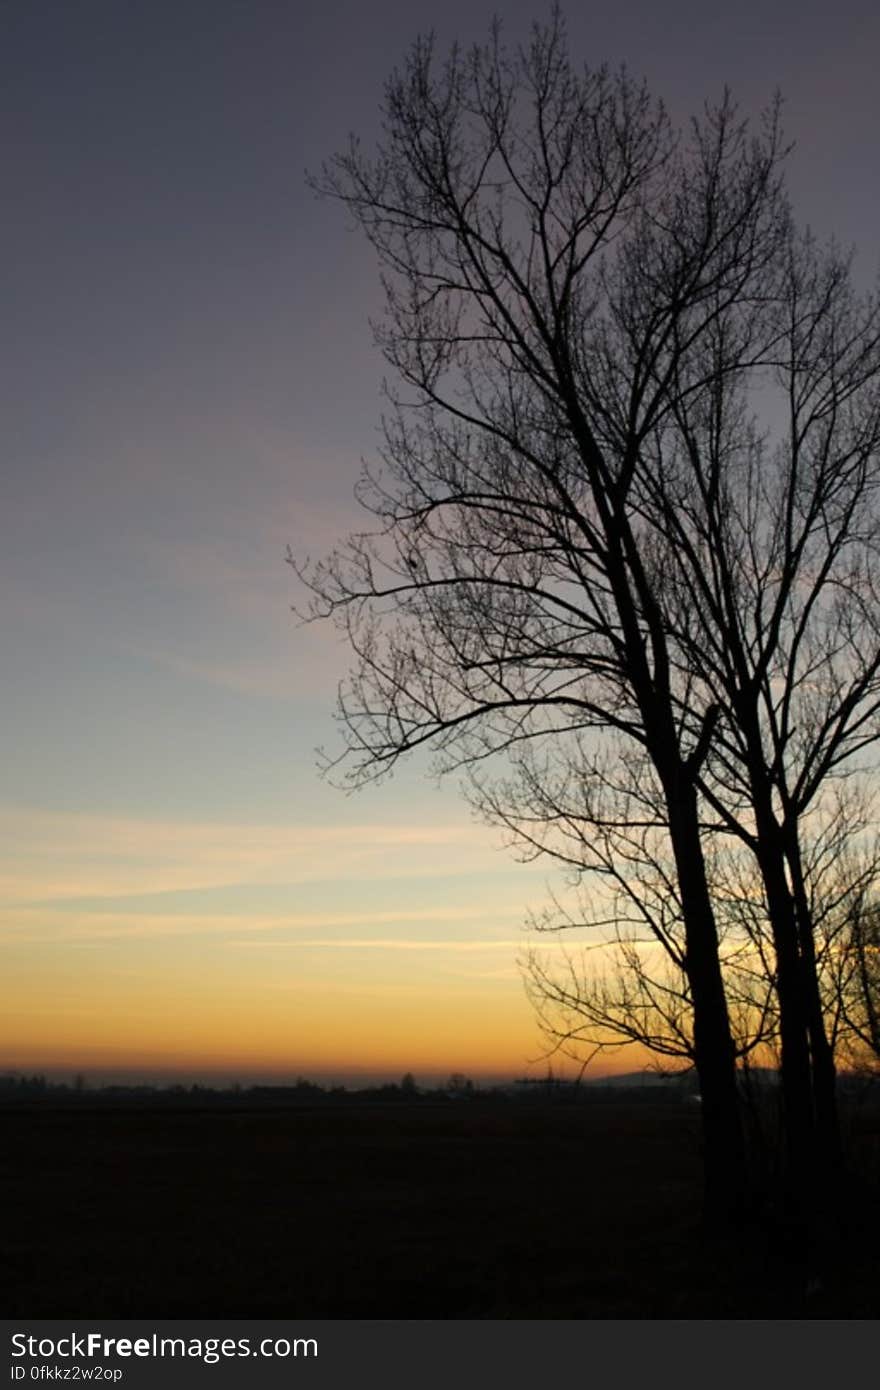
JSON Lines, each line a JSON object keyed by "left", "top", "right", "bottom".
{"left": 298, "top": 12, "right": 764, "bottom": 1219}
{"left": 295, "top": 11, "right": 880, "bottom": 1223}
{"left": 796, "top": 798, "right": 880, "bottom": 1071}
{"left": 842, "top": 900, "right": 880, "bottom": 1066}
{"left": 629, "top": 192, "right": 880, "bottom": 1198}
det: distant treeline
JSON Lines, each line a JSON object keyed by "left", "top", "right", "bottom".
{"left": 3, "top": 1068, "right": 875, "bottom": 1109}
{"left": 0, "top": 1070, "right": 687, "bottom": 1107}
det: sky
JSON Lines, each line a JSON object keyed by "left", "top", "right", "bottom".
{"left": 2, "top": 0, "right": 879, "bottom": 1086}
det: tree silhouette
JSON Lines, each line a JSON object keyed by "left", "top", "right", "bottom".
{"left": 630, "top": 210, "right": 880, "bottom": 1204}
{"left": 846, "top": 904, "right": 880, "bottom": 1066}
{"left": 295, "top": 10, "right": 880, "bottom": 1227}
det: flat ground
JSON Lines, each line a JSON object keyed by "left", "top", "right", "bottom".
{"left": 3, "top": 1099, "right": 878, "bottom": 1317}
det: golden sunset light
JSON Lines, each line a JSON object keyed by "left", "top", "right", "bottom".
{"left": 5, "top": 0, "right": 879, "bottom": 1329}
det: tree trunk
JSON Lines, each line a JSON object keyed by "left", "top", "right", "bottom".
{"left": 666, "top": 776, "right": 748, "bottom": 1224}
{"left": 784, "top": 831, "right": 841, "bottom": 1175}
{"left": 747, "top": 792, "right": 820, "bottom": 1237}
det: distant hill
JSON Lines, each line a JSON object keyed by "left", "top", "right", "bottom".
{"left": 582, "top": 1070, "right": 692, "bottom": 1089}
{"left": 511, "top": 1069, "right": 696, "bottom": 1092}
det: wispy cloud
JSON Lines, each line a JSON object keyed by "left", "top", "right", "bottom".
{"left": 0, "top": 905, "right": 531, "bottom": 945}
{"left": 225, "top": 937, "right": 531, "bottom": 951}
{"left": 0, "top": 805, "right": 521, "bottom": 903}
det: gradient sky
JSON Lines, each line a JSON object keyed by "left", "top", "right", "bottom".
{"left": 3, "top": 0, "right": 879, "bottom": 1085}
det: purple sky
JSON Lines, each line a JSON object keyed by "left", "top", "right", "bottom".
{"left": 2, "top": 0, "right": 879, "bottom": 1082}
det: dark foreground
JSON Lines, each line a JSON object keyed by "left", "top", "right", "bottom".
{"left": 3, "top": 1099, "right": 879, "bottom": 1318}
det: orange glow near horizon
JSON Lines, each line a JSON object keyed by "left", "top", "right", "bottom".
{"left": 1, "top": 944, "right": 652, "bottom": 1084}
{"left": 1, "top": 805, "right": 656, "bottom": 1087}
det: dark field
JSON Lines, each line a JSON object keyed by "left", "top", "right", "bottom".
{"left": 3, "top": 1099, "right": 879, "bottom": 1318}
